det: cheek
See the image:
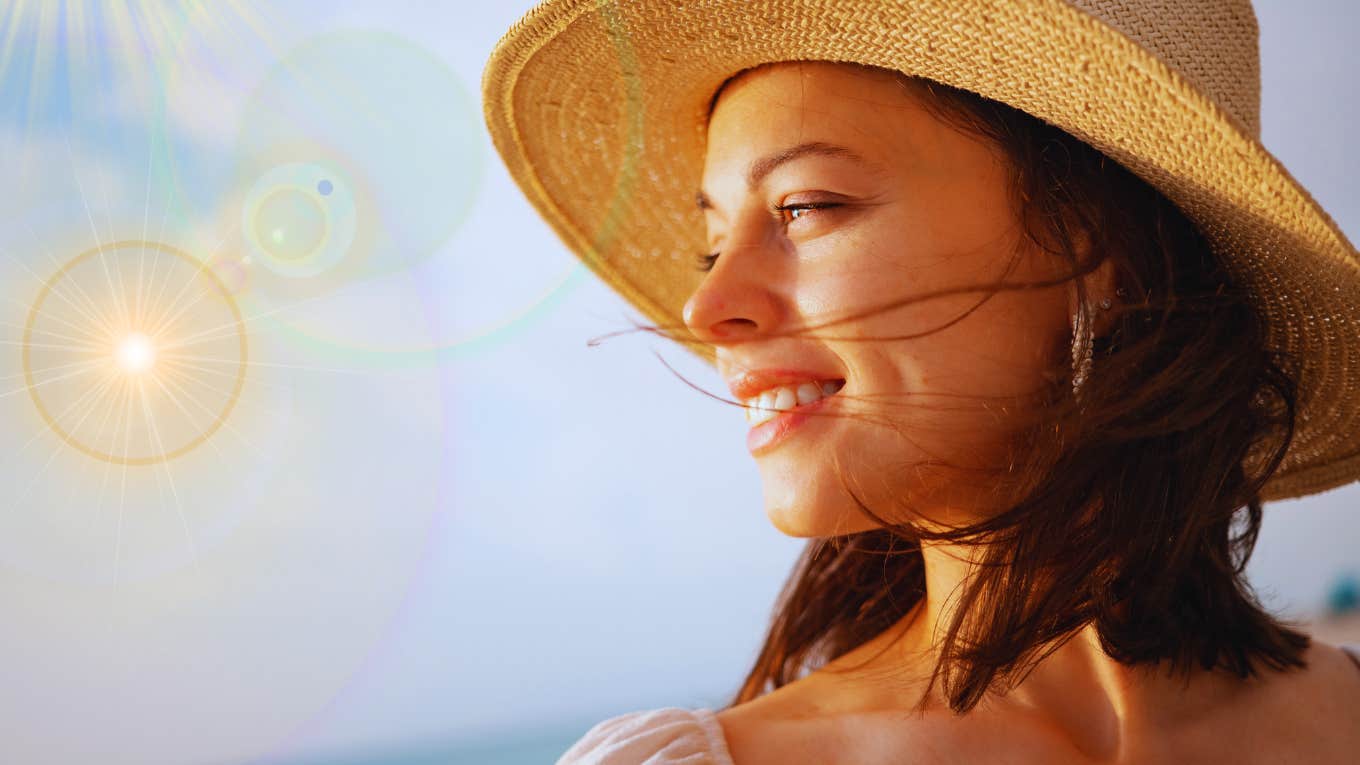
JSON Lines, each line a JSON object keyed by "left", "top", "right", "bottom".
{"left": 798, "top": 255, "right": 1065, "bottom": 509}
{"left": 798, "top": 214, "right": 1064, "bottom": 395}
{"left": 921, "top": 291, "right": 1066, "bottom": 397}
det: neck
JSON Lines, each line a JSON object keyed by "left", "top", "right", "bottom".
{"left": 825, "top": 539, "right": 1251, "bottom": 759}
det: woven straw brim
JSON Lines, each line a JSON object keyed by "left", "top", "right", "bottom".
{"left": 483, "top": 0, "right": 1360, "bottom": 502}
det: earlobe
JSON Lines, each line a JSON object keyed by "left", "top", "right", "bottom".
{"left": 1088, "top": 254, "right": 1122, "bottom": 337}
{"left": 1064, "top": 243, "right": 1121, "bottom": 339}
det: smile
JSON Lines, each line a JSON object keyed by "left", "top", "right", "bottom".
{"left": 744, "top": 378, "right": 846, "bottom": 455}
{"left": 744, "top": 379, "right": 846, "bottom": 425}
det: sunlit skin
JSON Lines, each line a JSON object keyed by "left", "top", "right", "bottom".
{"left": 684, "top": 62, "right": 1360, "bottom": 764}
{"left": 688, "top": 64, "right": 1115, "bottom": 539}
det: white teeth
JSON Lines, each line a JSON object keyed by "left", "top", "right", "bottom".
{"left": 757, "top": 390, "right": 775, "bottom": 413}
{"left": 796, "top": 382, "right": 821, "bottom": 406}
{"left": 743, "top": 379, "right": 844, "bottom": 426}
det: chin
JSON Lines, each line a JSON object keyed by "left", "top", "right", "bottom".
{"left": 759, "top": 475, "right": 883, "bottom": 538}
{"left": 761, "top": 446, "right": 908, "bottom": 536}
{"left": 764, "top": 504, "right": 822, "bottom": 538}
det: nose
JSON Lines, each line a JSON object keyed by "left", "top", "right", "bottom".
{"left": 682, "top": 227, "right": 784, "bottom": 346}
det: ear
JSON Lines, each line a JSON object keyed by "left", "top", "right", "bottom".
{"left": 1064, "top": 238, "right": 1121, "bottom": 338}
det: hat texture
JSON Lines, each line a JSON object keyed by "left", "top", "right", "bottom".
{"left": 483, "top": 0, "right": 1360, "bottom": 501}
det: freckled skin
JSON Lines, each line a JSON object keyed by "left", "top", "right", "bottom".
{"left": 685, "top": 61, "right": 1114, "bottom": 536}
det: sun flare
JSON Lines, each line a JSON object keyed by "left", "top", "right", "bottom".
{"left": 115, "top": 332, "right": 157, "bottom": 375}
{"left": 21, "top": 240, "right": 248, "bottom": 466}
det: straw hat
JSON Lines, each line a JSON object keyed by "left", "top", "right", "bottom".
{"left": 482, "top": 0, "right": 1360, "bottom": 502}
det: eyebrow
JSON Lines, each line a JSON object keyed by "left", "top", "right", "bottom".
{"left": 695, "top": 141, "right": 874, "bottom": 211}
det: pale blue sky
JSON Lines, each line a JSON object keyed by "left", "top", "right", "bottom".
{"left": 0, "top": 3, "right": 1354, "bottom": 764}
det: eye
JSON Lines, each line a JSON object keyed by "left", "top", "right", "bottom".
{"left": 774, "top": 202, "right": 839, "bottom": 226}
{"left": 695, "top": 252, "right": 719, "bottom": 272}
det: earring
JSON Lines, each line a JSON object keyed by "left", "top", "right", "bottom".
{"left": 1070, "top": 303, "right": 1094, "bottom": 401}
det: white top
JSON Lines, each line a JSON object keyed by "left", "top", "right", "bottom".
{"left": 556, "top": 706, "right": 735, "bottom": 765}
{"left": 556, "top": 644, "right": 1360, "bottom": 764}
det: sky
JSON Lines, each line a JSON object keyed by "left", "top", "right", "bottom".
{"left": 0, "top": 2, "right": 1355, "bottom": 764}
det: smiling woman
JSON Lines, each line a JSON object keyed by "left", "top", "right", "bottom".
{"left": 689, "top": 63, "right": 1113, "bottom": 540}
{"left": 482, "top": 1, "right": 1360, "bottom": 763}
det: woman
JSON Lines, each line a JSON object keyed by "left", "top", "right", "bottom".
{"left": 483, "top": 1, "right": 1360, "bottom": 762}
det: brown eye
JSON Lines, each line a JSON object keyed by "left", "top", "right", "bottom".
{"left": 775, "top": 202, "right": 838, "bottom": 225}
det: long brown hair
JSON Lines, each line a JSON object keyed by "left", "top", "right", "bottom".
{"left": 703, "top": 64, "right": 1311, "bottom": 714}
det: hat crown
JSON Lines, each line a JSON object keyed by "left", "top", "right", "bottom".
{"left": 1068, "top": 0, "right": 1261, "bottom": 136}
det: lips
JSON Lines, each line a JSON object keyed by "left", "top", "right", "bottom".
{"left": 725, "top": 368, "right": 846, "bottom": 401}
{"left": 744, "top": 387, "right": 842, "bottom": 454}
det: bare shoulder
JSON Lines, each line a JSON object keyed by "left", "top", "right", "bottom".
{"left": 714, "top": 641, "right": 1360, "bottom": 765}
{"left": 714, "top": 680, "right": 830, "bottom": 765}
{"left": 1257, "top": 638, "right": 1360, "bottom": 718}
{"left": 714, "top": 673, "right": 898, "bottom": 765}
{"left": 1186, "top": 639, "right": 1360, "bottom": 762}
{"left": 713, "top": 669, "right": 997, "bottom": 765}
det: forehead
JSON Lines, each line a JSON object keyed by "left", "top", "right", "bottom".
{"left": 715, "top": 61, "right": 913, "bottom": 110}
{"left": 701, "top": 62, "right": 991, "bottom": 189}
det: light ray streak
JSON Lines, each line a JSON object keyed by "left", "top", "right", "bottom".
{"left": 136, "top": 115, "right": 155, "bottom": 330}
{"left": 112, "top": 374, "right": 135, "bottom": 586}
{"left": 4, "top": 243, "right": 114, "bottom": 334}
{"left": 140, "top": 182, "right": 178, "bottom": 335}
{"left": 143, "top": 168, "right": 182, "bottom": 329}
{"left": 25, "top": 2, "right": 51, "bottom": 127}
{"left": 155, "top": 366, "right": 261, "bottom": 457}
{"left": 219, "top": 0, "right": 286, "bottom": 63}
{"left": 0, "top": 337, "right": 103, "bottom": 353}
{"left": 81, "top": 371, "right": 131, "bottom": 539}
{"left": 144, "top": 223, "right": 240, "bottom": 342}
{"left": 106, "top": 4, "right": 147, "bottom": 90}
{"left": 0, "top": 355, "right": 103, "bottom": 383}
{"left": 137, "top": 378, "right": 200, "bottom": 574}
{"left": 0, "top": 319, "right": 104, "bottom": 349}
{"left": 157, "top": 359, "right": 264, "bottom": 425}
{"left": 7, "top": 375, "right": 118, "bottom": 508}
{"left": 0, "top": 2, "right": 26, "bottom": 89}
{"left": 160, "top": 351, "right": 366, "bottom": 376}
{"left": 1, "top": 360, "right": 105, "bottom": 399}
{"left": 88, "top": 379, "right": 131, "bottom": 546}
{"left": 144, "top": 223, "right": 243, "bottom": 341}
{"left": 10, "top": 372, "right": 118, "bottom": 509}
{"left": 92, "top": 45, "right": 123, "bottom": 286}
{"left": 159, "top": 355, "right": 289, "bottom": 393}
{"left": 61, "top": 129, "right": 131, "bottom": 333}
{"left": 2, "top": 292, "right": 107, "bottom": 348}
{"left": 150, "top": 373, "right": 230, "bottom": 462}
{"left": 10, "top": 371, "right": 117, "bottom": 463}
{"left": 153, "top": 288, "right": 347, "bottom": 354}
{"left": 20, "top": 219, "right": 121, "bottom": 331}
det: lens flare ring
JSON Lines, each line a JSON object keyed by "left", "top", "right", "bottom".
{"left": 21, "top": 240, "right": 248, "bottom": 466}
{"left": 242, "top": 162, "right": 356, "bottom": 279}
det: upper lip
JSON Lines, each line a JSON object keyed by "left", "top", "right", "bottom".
{"left": 725, "top": 367, "right": 846, "bottom": 401}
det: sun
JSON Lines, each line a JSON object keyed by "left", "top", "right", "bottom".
{"left": 115, "top": 332, "right": 157, "bottom": 375}
{"left": 22, "top": 240, "right": 249, "bottom": 465}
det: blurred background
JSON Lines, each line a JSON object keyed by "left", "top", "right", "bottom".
{"left": 0, "top": 1, "right": 1354, "bottom": 763}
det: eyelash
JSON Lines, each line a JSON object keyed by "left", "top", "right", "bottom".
{"left": 695, "top": 252, "right": 720, "bottom": 272}
{"left": 695, "top": 203, "right": 839, "bottom": 273}
{"left": 775, "top": 201, "right": 839, "bottom": 224}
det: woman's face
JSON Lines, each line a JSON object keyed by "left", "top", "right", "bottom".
{"left": 685, "top": 61, "right": 1085, "bottom": 536}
